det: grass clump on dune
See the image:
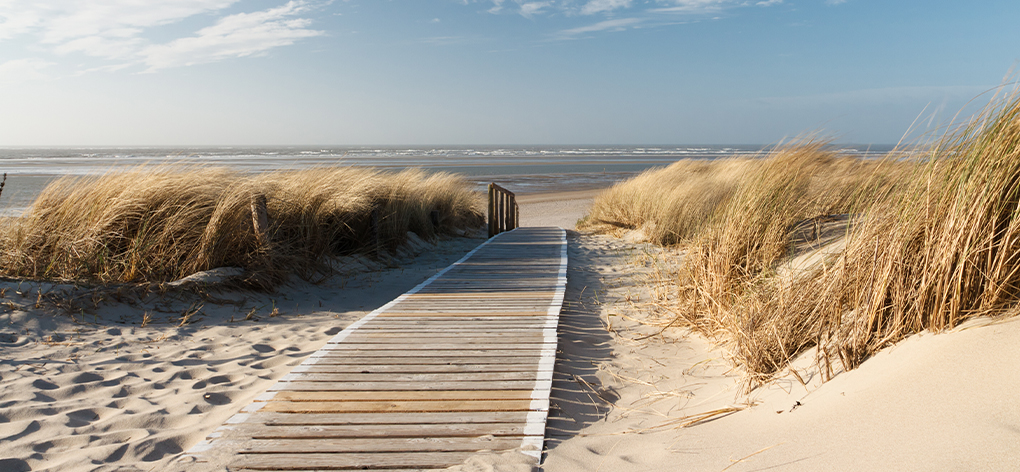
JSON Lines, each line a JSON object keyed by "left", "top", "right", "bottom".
{"left": 588, "top": 92, "right": 1020, "bottom": 387}
{"left": 0, "top": 166, "right": 483, "bottom": 288}
{"left": 795, "top": 92, "right": 1020, "bottom": 376}
{"left": 582, "top": 141, "right": 915, "bottom": 386}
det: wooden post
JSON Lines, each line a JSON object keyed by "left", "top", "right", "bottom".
{"left": 498, "top": 192, "right": 505, "bottom": 233}
{"left": 487, "top": 184, "right": 495, "bottom": 238}
{"left": 250, "top": 193, "right": 268, "bottom": 247}
{"left": 509, "top": 195, "right": 517, "bottom": 230}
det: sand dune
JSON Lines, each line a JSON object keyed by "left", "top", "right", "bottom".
{"left": 3, "top": 190, "right": 1019, "bottom": 471}
{"left": 541, "top": 232, "right": 1020, "bottom": 471}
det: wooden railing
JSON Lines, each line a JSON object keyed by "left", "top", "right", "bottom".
{"left": 488, "top": 183, "right": 519, "bottom": 238}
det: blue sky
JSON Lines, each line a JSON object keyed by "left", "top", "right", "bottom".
{"left": 0, "top": 0, "right": 1017, "bottom": 146}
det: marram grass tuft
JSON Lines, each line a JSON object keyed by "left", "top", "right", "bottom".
{"left": 0, "top": 166, "right": 483, "bottom": 289}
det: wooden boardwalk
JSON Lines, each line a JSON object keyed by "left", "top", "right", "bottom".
{"left": 184, "top": 227, "right": 567, "bottom": 471}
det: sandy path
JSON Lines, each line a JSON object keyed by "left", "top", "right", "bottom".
{"left": 518, "top": 189, "right": 601, "bottom": 230}
{"left": 539, "top": 232, "right": 1020, "bottom": 471}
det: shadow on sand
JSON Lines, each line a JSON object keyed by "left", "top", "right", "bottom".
{"left": 542, "top": 230, "right": 620, "bottom": 461}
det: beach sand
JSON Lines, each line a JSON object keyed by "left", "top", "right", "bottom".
{"left": 539, "top": 232, "right": 1020, "bottom": 471}
{"left": 3, "top": 188, "right": 1020, "bottom": 471}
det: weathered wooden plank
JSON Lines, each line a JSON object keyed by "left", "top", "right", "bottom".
{"left": 270, "top": 380, "right": 542, "bottom": 391}
{"left": 320, "top": 343, "right": 548, "bottom": 350}
{"left": 281, "top": 372, "right": 543, "bottom": 382}
{"left": 250, "top": 423, "right": 532, "bottom": 438}
{"left": 232, "top": 451, "right": 478, "bottom": 470}
{"left": 242, "top": 437, "right": 525, "bottom": 454}
{"left": 294, "top": 364, "right": 544, "bottom": 374}
{"left": 254, "top": 411, "right": 533, "bottom": 425}
{"left": 266, "top": 390, "right": 535, "bottom": 402}
{"left": 304, "top": 356, "right": 542, "bottom": 365}
{"left": 340, "top": 333, "right": 547, "bottom": 340}
{"left": 309, "top": 349, "right": 546, "bottom": 357}
{"left": 260, "top": 399, "right": 537, "bottom": 413}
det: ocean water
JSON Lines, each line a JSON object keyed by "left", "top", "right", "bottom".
{"left": 0, "top": 145, "right": 894, "bottom": 216}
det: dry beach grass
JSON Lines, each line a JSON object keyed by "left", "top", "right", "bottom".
{"left": 0, "top": 166, "right": 483, "bottom": 289}
{"left": 582, "top": 92, "right": 1020, "bottom": 387}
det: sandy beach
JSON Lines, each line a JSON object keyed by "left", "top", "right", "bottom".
{"left": 2, "top": 188, "right": 1019, "bottom": 471}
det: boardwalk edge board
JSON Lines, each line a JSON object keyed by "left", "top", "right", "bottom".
{"left": 180, "top": 227, "right": 568, "bottom": 469}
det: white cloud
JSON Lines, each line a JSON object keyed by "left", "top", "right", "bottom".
{"left": 826, "top": 0, "right": 848, "bottom": 4}
{"left": 0, "top": 1, "right": 322, "bottom": 71}
{"left": 0, "top": 58, "right": 54, "bottom": 85}
{"left": 140, "top": 2, "right": 323, "bottom": 71}
{"left": 557, "top": 17, "right": 642, "bottom": 38}
{"left": 519, "top": 2, "right": 551, "bottom": 17}
{"left": 580, "top": 0, "right": 633, "bottom": 15}
{"left": 756, "top": 0, "right": 783, "bottom": 6}
{"left": 650, "top": 0, "right": 734, "bottom": 14}
{"left": 0, "top": 0, "right": 238, "bottom": 55}
{"left": 488, "top": 0, "right": 506, "bottom": 14}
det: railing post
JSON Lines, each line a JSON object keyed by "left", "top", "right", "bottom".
{"left": 500, "top": 192, "right": 507, "bottom": 232}
{"left": 514, "top": 202, "right": 520, "bottom": 230}
{"left": 487, "top": 184, "right": 495, "bottom": 238}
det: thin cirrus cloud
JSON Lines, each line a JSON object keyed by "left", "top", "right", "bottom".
{"left": 480, "top": 0, "right": 784, "bottom": 39}
{"left": 580, "top": 0, "right": 634, "bottom": 15}
{"left": 140, "top": 2, "right": 324, "bottom": 71}
{"left": 0, "top": 0, "right": 323, "bottom": 74}
{"left": 483, "top": 0, "right": 733, "bottom": 17}
{"left": 555, "top": 17, "right": 643, "bottom": 39}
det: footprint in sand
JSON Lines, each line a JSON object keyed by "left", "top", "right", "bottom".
{"left": 191, "top": 374, "right": 234, "bottom": 389}
{"left": 32, "top": 379, "right": 58, "bottom": 390}
{"left": 325, "top": 327, "right": 342, "bottom": 336}
{"left": 252, "top": 344, "right": 275, "bottom": 353}
{"left": 0, "top": 458, "right": 31, "bottom": 472}
{"left": 32, "top": 392, "right": 55, "bottom": 402}
{"left": 138, "top": 438, "right": 183, "bottom": 462}
{"left": 65, "top": 408, "right": 100, "bottom": 427}
{"left": 72, "top": 372, "right": 103, "bottom": 383}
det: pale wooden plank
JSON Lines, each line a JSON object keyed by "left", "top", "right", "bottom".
{"left": 255, "top": 411, "right": 533, "bottom": 425}
{"left": 250, "top": 423, "right": 532, "bottom": 438}
{"left": 270, "top": 380, "right": 540, "bottom": 391}
{"left": 320, "top": 343, "right": 548, "bottom": 350}
{"left": 233, "top": 451, "right": 478, "bottom": 470}
{"left": 340, "top": 333, "right": 546, "bottom": 340}
{"left": 305, "top": 356, "right": 542, "bottom": 365}
{"left": 242, "top": 437, "right": 524, "bottom": 454}
{"left": 260, "top": 399, "right": 536, "bottom": 413}
{"left": 266, "top": 390, "right": 535, "bottom": 402}
{"left": 308, "top": 349, "right": 546, "bottom": 357}
{"left": 294, "top": 364, "right": 542, "bottom": 374}
{"left": 281, "top": 372, "right": 542, "bottom": 382}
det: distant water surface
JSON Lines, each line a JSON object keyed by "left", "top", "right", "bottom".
{"left": 0, "top": 145, "right": 894, "bottom": 216}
